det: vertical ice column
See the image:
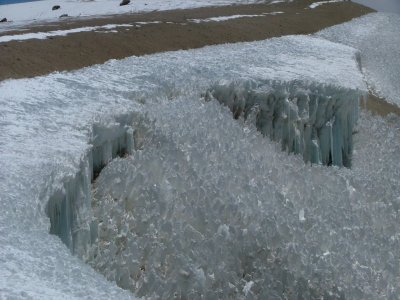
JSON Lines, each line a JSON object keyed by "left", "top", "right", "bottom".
{"left": 46, "top": 157, "right": 93, "bottom": 255}
{"left": 46, "top": 119, "right": 135, "bottom": 257}
{"left": 207, "top": 80, "right": 361, "bottom": 167}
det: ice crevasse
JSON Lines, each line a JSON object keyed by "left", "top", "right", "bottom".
{"left": 0, "top": 35, "right": 367, "bottom": 298}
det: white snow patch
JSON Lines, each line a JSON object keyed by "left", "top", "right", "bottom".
{"left": 265, "top": 11, "right": 284, "bottom": 14}
{"left": 0, "top": 0, "right": 291, "bottom": 29}
{"left": 189, "top": 12, "right": 283, "bottom": 23}
{"left": 0, "top": 23, "right": 133, "bottom": 42}
{"left": 269, "top": 0, "right": 286, "bottom": 4}
{"left": 189, "top": 14, "right": 263, "bottom": 23}
{"left": 243, "top": 281, "right": 254, "bottom": 296}
{"left": 299, "top": 208, "right": 305, "bottom": 222}
{"left": 309, "top": 0, "right": 344, "bottom": 9}
{"left": 134, "top": 21, "right": 162, "bottom": 25}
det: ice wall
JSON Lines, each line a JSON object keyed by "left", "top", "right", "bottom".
{"left": 0, "top": 35, "right": 366, "bottom": 298}
{"left": 0, "top": 91, "right": 137, "bottom": 298}
{"left": 206, "top": 80, "right": 361, "bottom": 167}
{"left": 316, "top": 12, "right": 400, "bottom": 107}
{"left": 46, "top": 115, "right": 136, "bottom": 256}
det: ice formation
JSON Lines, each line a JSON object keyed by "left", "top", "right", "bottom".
{"left": 46, "top": 115, "right": 136, "bottom": 256}
{"left": 90, "top": 98, "right": 400, "bottom": 299}
{"left": 205, "top": 80, "right": 360, "bottom": 167}
{"left": 316, "top": 12, "right": 400, "bottom": 107}
{"left": 0, "top": 35, "right": 374, "bottom": 298}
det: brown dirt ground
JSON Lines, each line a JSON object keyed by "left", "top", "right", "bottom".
{"left": 362, "top": 94, "right": 400, "bottom": 117}
{"left": 0, "top": 0, "right": 373, "bottom": 81}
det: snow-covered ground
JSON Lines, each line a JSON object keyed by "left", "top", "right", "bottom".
{"left": 316, "top": 12, "right": 400, "bottom": 107}
{"left": 0, "top": 0, "right": 288, "bottom": 29}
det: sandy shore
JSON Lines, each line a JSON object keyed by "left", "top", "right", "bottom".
{"left": 0, "top": 0, "right": 373, "bottom": 80}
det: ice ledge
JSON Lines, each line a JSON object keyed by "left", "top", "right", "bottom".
{"left": 206, "top": 79, "right": 364, "bottom": 167}
{"left": 45, "top": 112, "right": 148, "bottom": 256}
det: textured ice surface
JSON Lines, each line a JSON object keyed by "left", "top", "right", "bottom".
{"left": 91, "top": 99, "right": 400, "bottom": 299}
{"left": 316, "top": 12, "right": 400, "bottom": 106}
{"left": 0, "top": 36, "right": 365, "bottom": 298}
{"left": 0, "top": 85, "right": 138, "bottom": 299}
